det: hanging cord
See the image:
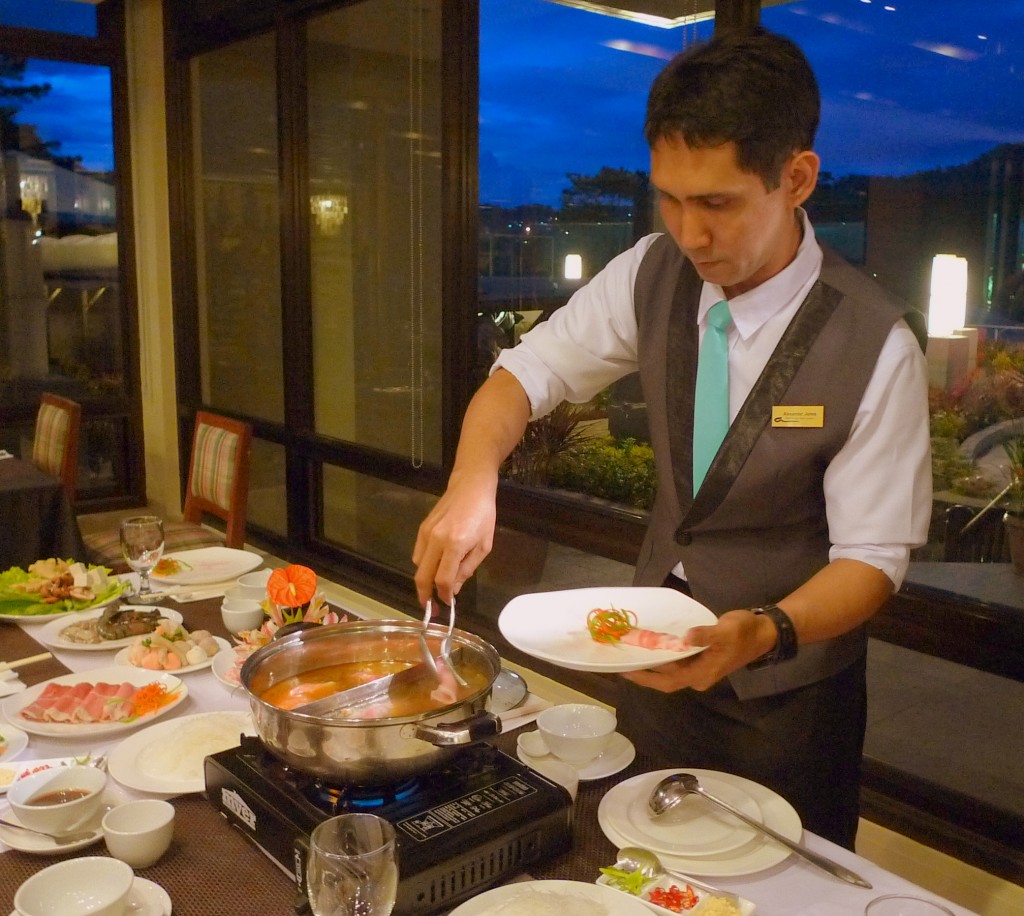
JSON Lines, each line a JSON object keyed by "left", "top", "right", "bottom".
{"left": 409, "top": 3, "right": 426, "bottom": 469}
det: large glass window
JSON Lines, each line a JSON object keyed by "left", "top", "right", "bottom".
{"left": 0, "top": 0, "right": 97, "bottom": 37}
{"left": 0, "top": 43, "right": 135, "bottom": 502}
{"left": 307, "top": 1, "right": 443, "bottom": 464}
{"left": 190, "top": 33, "right": 283, "bottom": 424}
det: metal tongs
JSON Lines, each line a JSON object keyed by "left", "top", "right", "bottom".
{"left": 439, "top": 595, "right": 468, "bottom": 687}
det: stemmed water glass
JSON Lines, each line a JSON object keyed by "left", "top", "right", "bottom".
{"left": 307, "top": 813, "right": 398, "bottom": 916}
{"left": 119, "top": 515, "right": 165, "bottom": 603}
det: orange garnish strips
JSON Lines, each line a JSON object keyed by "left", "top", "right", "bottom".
{"left": 587, "top": 607, "right": 638, "bottom": 643}
{"left": 109, "top": 681, "right": 180, "bottom": 720}
{"left": 267, "top": 565, "right": 318, "bottom": 608}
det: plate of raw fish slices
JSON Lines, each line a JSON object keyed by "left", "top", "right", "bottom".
{"left": 1, "top": 665, "right": 187, "bottom": 738}
{"left": 498, "top": 586, "right": 715, "bottom": 673}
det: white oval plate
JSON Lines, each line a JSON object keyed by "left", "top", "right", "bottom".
{"left": 517, "top": 731, "right": 635, "bottom": 781}
{"left": 0, "top": 722, "right": 28, "bottom": 765}
{"left": 448, "top": 879, "right": 650, "bottom": 915}
{"left": 1, "top": 666, "right": 187, "bottom": 738}
{"left": 108, "top": 710, "right": 256, "bottom": 794}
{"left": 151, "top": 547, "right": 262, "bottom": 586}
{"left": 114, "top": 635, "right": 229, "bottom": 675}
{"left": 598, "top": 768, "right": 802, "bottom": 877}
{"left": 498, "top": 587, "right": 714, "bottom": 673}
{"left": 210, "top": 644, "right": 257, "bottom": 692}
{"left": 0, "top": 782, "right": 129, "bottom": 855}
{"left": 36, "top": 606, "right": 183, "bottom": 651}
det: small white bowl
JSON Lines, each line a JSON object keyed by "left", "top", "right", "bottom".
{"left": 8, "top": 765, "right": 108, "bottom": 837}
{"left": 536, "top": 703, "right": 617, "bottom": 765}
{"left": 221, "top": 601, "right": 265, "bottom": 634}
{"left": 103, "top": 798, "right": 175, "bottom": 868}
{"left": 236, "top": 568, "right": 272, "bottom": 600}
{"left": 14, "top": 856, "right": 134, "bottom": 916}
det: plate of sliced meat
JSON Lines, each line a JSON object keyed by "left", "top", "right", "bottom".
{"left": 498, "top": 586, "right": 716, "bottom": 673}
{"left": 1, "top": 666, "right": 187, "bottom": 738}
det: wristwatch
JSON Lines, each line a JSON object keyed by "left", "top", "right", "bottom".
{"left": 747, "top": 603, "right": 798, "bottom": 669}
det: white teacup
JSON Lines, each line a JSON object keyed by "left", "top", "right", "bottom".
{"left": 8, "top": 766, "right": 107, "bottom": 837}
{"left": 14, "top": 855, "right": 133, "bottom": 916}
{"left": 236, "top": 568, "right": 272, "bottom": 600}
{"left": 536, "top": 703, "right": 617, "bottom": 765}
{"left": 221, "top": 600, "right": 265, "bottom": 634}
{"left": 103, "top": 798, "right": 175, "bottom": 868}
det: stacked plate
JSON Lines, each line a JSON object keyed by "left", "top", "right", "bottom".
{"left": 598, "top": 768, "right": 802, "bottom": 877}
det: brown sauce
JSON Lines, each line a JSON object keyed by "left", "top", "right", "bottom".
{"left": 259, "top": 656, "right": 490, "bottom": 717}
{"left": 26, "top": 788, "right": 92, "bottom": 806}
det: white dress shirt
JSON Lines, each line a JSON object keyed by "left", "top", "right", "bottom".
{"left": 493, "top": 213, "right": 932, "bottom": 589}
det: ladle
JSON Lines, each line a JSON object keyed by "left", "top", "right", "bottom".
{"left": 613, "top": 846, "right": 741, "bottom": 903}
{"left": 648, "top": 772, "right": 872, "bottom": 888}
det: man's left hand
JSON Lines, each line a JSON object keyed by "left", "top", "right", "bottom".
{"left": 619, "top": 609, "right": 774, "bottom": 692}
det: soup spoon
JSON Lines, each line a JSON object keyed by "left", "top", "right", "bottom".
{"left": 0, "top": 818, "right": 97, "bottom": 845}
{"left": 613, "top": 846, "right": 740, "bottom": 903}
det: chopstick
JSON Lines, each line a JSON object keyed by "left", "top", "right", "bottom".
{"left": 0, "top": 652, "right": 53, "bottom": 671}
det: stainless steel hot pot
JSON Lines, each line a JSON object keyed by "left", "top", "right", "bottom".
{"left": 239, "top": 619, "right": 502, "bottom": 784}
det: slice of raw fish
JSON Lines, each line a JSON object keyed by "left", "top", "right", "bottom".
{"left": 618, "top": 627, "right": 691, "bottom": 652}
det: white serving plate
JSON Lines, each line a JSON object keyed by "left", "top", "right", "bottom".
{"left": 114, "top": 635, "right": 229, "bottom": 675}
{"left": 1, "top": 666, "right": 187, "bottom": 738}
{"left": 151, "top": 547, "right": 262, "bottom": 586}
{"left": 36, "top": 606, "right": 183, "bottom": 652}
{"left": 499, "top": 586, "right": 714, "bottom": 673}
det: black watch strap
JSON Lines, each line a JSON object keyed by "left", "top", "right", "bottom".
{"left": 747, "top": 603, "right": 798, "bottom": 669}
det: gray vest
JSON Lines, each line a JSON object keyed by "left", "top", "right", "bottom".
{"left": 632, "top": 234, "right": 922, "bottom": 700}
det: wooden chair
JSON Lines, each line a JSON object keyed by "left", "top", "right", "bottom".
{"left": 84, "top": 411, "right": 253, "bottom": 567}
{"left": 31, "top": 393, "right": 81, "bottom": 500}
{"left": 942, "top": 504, "right": 1010, "bottom": 563}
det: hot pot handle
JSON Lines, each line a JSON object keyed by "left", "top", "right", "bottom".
{"left": 401, "top": 710, "right": 501, "bottom": 746}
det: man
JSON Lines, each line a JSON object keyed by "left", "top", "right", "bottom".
{"left": 414, "top": 27, "right": 931, "bottom": 848}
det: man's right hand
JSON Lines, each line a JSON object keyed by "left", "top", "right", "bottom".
{"left": 413, "top": 467, "right": 500, "bottom": 606}
{"left": 412, "top": 369, "right": 533, "bottom": 607}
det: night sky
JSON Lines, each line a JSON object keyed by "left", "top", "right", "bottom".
{"left": 5, "top": 0, "right": 1023, "bottom": 206}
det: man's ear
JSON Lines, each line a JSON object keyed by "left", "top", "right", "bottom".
{"left": 785, "top": 150, "right": 820, "bottom": 208}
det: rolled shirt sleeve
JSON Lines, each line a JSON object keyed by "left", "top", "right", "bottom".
{"left": 824, "top": 319, "right": 933, "bottom": 589}
{"left": 492, "top": 236, "right": 657, "bottom": 418}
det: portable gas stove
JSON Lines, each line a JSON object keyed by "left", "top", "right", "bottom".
{"left": 205, "top": 736, "right": 573, "bottom": 915}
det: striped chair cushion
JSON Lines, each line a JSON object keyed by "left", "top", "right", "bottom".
{"left": 33, "top": 404, "right": 70, "bottom": 478}
{"left": 191, "top": 424, "right": 239, "bottom": 511}
{"left": 84, "top": 522, "right": 224, "bottom": 569}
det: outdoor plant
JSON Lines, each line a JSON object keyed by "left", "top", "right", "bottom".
{"left": 501, "top": 400, "right": 603, "bottom": 486}
{"left": 549, "top": 436, "right": 657, "bottom": 510}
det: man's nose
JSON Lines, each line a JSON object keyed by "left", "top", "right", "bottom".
{"left": 676, "top": 207, "right": 710, "bottom": 251}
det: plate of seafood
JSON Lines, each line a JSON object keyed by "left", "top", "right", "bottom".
{"left": 498, "top": 586, "right": 715, "bottom": 673}
{"left": 37, "top": 605, "right": 184, "bottom": 651}
{"left": 0, "top": 559, "right": 129, "bottom": 622}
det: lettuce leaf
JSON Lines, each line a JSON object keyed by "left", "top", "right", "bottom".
{"left": 0, "top": 562, "right": 128, "bottom": 616}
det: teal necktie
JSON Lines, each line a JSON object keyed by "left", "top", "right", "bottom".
{"left": 693, "top": 299, "right": 732, "bottom": 495}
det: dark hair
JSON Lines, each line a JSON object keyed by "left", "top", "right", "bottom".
{"left": 644, "top": 27, "right": 820, "bottom": 189}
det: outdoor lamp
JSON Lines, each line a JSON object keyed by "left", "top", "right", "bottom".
{"left": 564, "top": 253, "right": 583, "bottom": 280}
{"left": 927, "top": 254, "right": 968, "bottom": 337}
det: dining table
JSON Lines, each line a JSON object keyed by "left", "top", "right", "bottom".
{"left": 0, "top": 589, "right": 977, "bottom": 915}
{"left": 0, "top": 456, "right": 86, "bottom": 570}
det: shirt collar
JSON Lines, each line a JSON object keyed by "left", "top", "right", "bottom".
{"left": 698, "top": 209, "right": 823, "bottom": 339}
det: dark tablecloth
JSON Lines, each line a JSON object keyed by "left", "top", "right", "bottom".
{"left": 0, "top": 457, "right": 86, "bottom": 569}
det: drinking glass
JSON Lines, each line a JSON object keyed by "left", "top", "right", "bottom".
{"left": 864, "top": 895, "right": 956, "bottom": 916}
{"left": 120, "top": 515, "right": 165, "bottom": 602}
{"left": 307, "top": 813, "right": 398, "bottom": 916}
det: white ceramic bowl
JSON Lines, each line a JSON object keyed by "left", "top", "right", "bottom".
{"left": 221, "top": 601, "right": 265, "bottom": 634}
{"left": 102, "top": 798, "right": 175, "bottom": 868}
{"left": 14, "top": 856, "right": 134, "bottom": 916}
{"left": 236, "top": 568, "right": 272, "bottom": 600}
{"left": 8, "top": 765, "right": 108, "bottom": 837}
{"left": 536, "top": 703, "right": 616, "bottom": 765}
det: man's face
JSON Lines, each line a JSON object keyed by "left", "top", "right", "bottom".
{"left": 650, "top": 136, "right": 817, "bottom": 298}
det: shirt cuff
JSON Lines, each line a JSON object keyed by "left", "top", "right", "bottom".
{"left": 829, "top": 544, "right": 911, "bottom": 590}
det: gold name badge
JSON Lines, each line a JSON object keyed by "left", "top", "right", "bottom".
{"left": 772, "top": 406, "right": 824, "bottom": 428}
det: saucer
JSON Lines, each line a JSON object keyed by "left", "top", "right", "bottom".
{"left": 8, "top": 879, "right": 171, "bottom": 916}
{"left": 126, "top": 878, "right": 173, "bottom": 915}
{"left": 0, "top": 783, "right": 129, "bottom": 855}
{"left": 517, "top": 730, "right": 635, "bottom": 780}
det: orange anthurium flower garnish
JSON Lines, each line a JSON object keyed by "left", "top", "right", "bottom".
{"left": 267, "top": 565, "right": 318, "bottom": 608}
